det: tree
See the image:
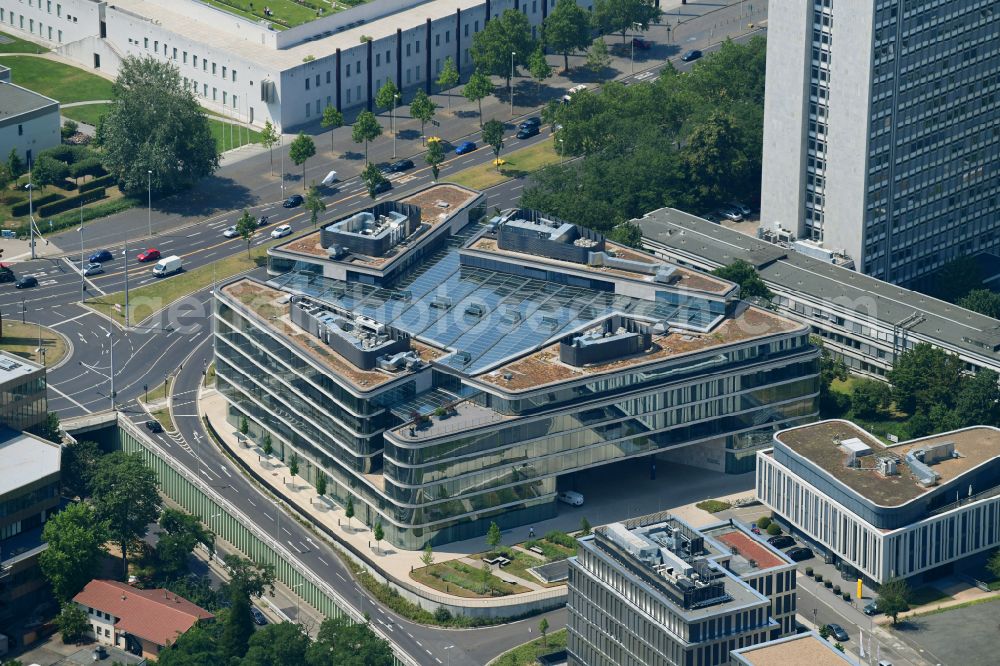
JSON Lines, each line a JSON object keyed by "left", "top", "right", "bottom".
{"left": 157, "top": 622, "right": 223, "bottom": 665}
{"left": 374, "top": 79, "right": 400, "bottom": 112}
{"left": 680, "top": 111, "right": 754, "bottom": 208}
{"left": 609, "top": 222, "right": 642, "bottom": 248}
{"left": 239, "top": 415, "right": 249, "bottom": 436}
{"left": 712, "top": 259, "right": 773, "bottom": 300}
{"left": 39, "top": 503, "right": 106, "bottom": 601}
{"left": 579, "top": 517, "right": 592, "bottom": 535}
{"left": 479, "top": 561, "right": 493, "bottom": 595}
{"left": 954, "top": 369, "right": 1000, "bottom": 427}
{"left": 586, "top": 38, "right": 612, "bottom": 77}
{"left": 850, "top": 379, "right": 892, "bottom": 419}
{"left": 221, "top": 595, "right": 255, "bottom": 660}
{"left": 373, "top": 521, "right": 384, "bottom": 554}
{"left": 470, "top": 9, "right": 535, "bottom": 88}
{"left": 7, "top": 148, "right": 24, "bottom": 178}
{"left": 224, "top": 554, "right": 276, "bottom": 602}
{"left": 100, "top": 56, "right": 218, "bottom": 196}
{"left": 315, "top": 471, "right": 328, "bottom": 496}
{"left": 261, "top": 431, "right": 273, "bottom": 456}
{"left": 33, "top": 154, "right": 69, "bottom": 190}
{"left": 351, "top": 111, "right": 383, "bottom": 163}
{"left": 91, "top": 452, "right": 160, "bottom": 580}
{"left": 987, "top": 548, "right": 1000, "bottom": 580}
{"left": 305, "top": 184, "right": 326, "bottom": 227}
{"left": 486, "top": 520, "right": 503, "bottom": 551}
{"left": 305, "top": 615, "right": 394, "bottom": 666}
{"left": 765, "top": 522, "right": 781, "bottom": 536}
{"left": 482, "top": 119, "right": 505, "bottom": 171}
{"left": 361, "top": 162, "right": 389, "bottom": 199}
{"left": 320, "top": 105, "right": 344, "bottom": 152}
{"left": 876, "top": 578, "right": 910, "bottom": 625}
{"left": 61, "top": 439, "right": 102, "bottom": 498}
{"left": 156, "top": 509, "right": 215, "bottom": 583}
{"left": 409, "top": 89, "right": 437, "bottom": 140}
{"left": 818, "top": 624, "right": 831, "bottom": 640}
{"left": 959, "top": 289, "right": 1000, "bottom": 319}
{"left": 436, "top": 56, "right": 460, "bottom": 107}
{"left": 756, "top": 516, "right": 772, "bottom": 529}
{"left": 236, "top": 209, "right": 257, "bottom": 258}
{"left": 833, "top": 643, "right": 845, "bottom": 653}
{"left": 592, "top": 0, "right": 662, "bottom": 44}
{"left": 345, "top": 495, "right": 355, "bottom": 529}
{"left": 288, "top": 453, "right": 300, "bottom": 478}
{"left": 544, "top": 0, "right": 592, "bottom": 72}
{"left": 55, "top": 602, "right": 90, "bottom": 644}
{"left": 242, "top": 622, "right": 310, "bottom": 666}
{"left": 61, "top": 119, "right": 80, "bottom": 140}
{"left": 289, "top": 133, "right": 316, "bottom": 189}
{"left": 29, "top": 411, "right": 62, "bottom": 443}
{"left": 463, "top": 69, "right": 494, "bottom": 125}
{"left": 538, "top": 617, "right": 550, "bottom": 647}
{"left": 260, "top": 120, "right": 279, "bottom": 175}
{"left": 887, "top": 343, "right": 964, "bottom": 414}
{"left": 425, "top": 138, "right": 445, "bottom": 182}
{"left": 528, "top": 46, "right": 552, "bottom": 96}
{"left": 421, "top": 543, "right": 434, "bottom": 567}
{"left": 0, "top": 163, "right": 12, "bottom": 192}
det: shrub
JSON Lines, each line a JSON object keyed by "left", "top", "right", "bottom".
{"left": 696, "top": 499, "right": 732, "bottom": 513}
{"left": 756, "top": 516, "right": 772, "bottom": 529}
{"left": 11, "top": 192, "right": 63, "bottom": 216}
{"left": 37, "top": 188, "right": 106, "bottom": 216}
{"left": 804, "top": 567, "right": 814, "bottom": 576}
{"left": 545, "top": 531, "right": 577, "bottom": 549}
{"left": 824, "top": 580, "right": 833, "bottom": 589}
{"left": 842, "top": 592, "right": 852, "bottom": 601}
{"left": 814, "top": 573, "right": 823, "bottom": 582}
{"left": 69, "top": 158, "right": 105, "bottom": 180}
{"left": 766, "top": 523, "right": 782, "bottom": 536}
{"left": 833, "top": 585, "right": 841, "bottom": 594}
{"left": 434, "top": 606, "right": 452, "bottom": 622}
{"left": 39, "top": 144, "right": 95, "bottom": 165}
{"left": 61, "top": 120, "right": 79, "bottom": 140}
{"left": 79, "top": 173, "right": 116, "bottom": 193}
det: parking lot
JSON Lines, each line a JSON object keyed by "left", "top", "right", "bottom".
{"left": 891, "top": 599, "right": 1000, "bottom": 666}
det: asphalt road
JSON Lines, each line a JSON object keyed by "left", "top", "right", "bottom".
{"left": 0, "top": 5, "right": 769, "bottom": 663}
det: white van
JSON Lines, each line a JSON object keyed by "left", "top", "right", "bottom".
{"left": 152, "top": 255, "right": 183, "bottom": 277}
{"left": 558, "top": 490, "right": 585, "bottom": 506}
{"left": 321, "top": 170, "right": 338, "bottom": 186}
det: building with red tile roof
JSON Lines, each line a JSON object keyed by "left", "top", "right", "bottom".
{"left": 72, "top": 579, "right": 214, "bottom": 658}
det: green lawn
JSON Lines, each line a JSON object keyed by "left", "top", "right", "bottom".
{"left": 522, "top": 535, "right": 576, "bottom": 562}
{"left": 0, "top": 321, "right": 67, "bottom": 366}
{"left": 150, "top": 407, "right": 175, "bottom": 433}
{"left": 0, "top": 30, "right": 47, "bottom": 54}
{"left": 198, "top": 0, "right": 346, "bottom": 29}
{"left": 492, "top": 629, "right": 568, "bottom": 666}
{"left": 697, "top": 499, "right": 733, "bottom": 513}
{"left": 61, "top": 103, "right": 110, "bottom": 127}
{"left": 0, "top": 55, "right": 113, "bottom": 103}
{"left": 410, "top": 560, "right": 531, "bottom": 598}
{"left": 209, "top": 118, "right": 263, "bottom": 154}
{"left": 449, "top": 140, "right": 562, "bottom": 190}
{"left": 470, "top": 548, "right": 558, "bottom": 587}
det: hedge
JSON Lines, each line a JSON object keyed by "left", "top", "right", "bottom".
{"left": 69, "top": 158, "right": 106, "bottom": 180}
{"left": 79, "top": 174, "right": 116, "bottom": 193}
{"left": 37, "top": 188, "right": 106, "bottom": 217}
{"left": 11, "top": 193, "right": 64, "bottom": 216}
{"left": 38, "top": 144, "right": 97, "bottom": 165}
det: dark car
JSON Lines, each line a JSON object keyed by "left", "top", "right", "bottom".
{"left": 681, "top": 49, "right": 703, "bottom": 62}
{"left": 786, "top": 546, "right": 814, "bottom": 562}
{"left": 767, "top": 535, "right": 795, "bottom": 549}
{"left": 145, "top": 419, "right": 163, "bottom": 433}
{"left": 257, "top": 215, "right": 270, "bottom": 228}
{"left": 632, "top": 37, "right": 652, "bottom": 50}
{"left": 14, "top": 276, "right": 38, "bottom": 289}
{"left": 389, "top": 158, "right": 414, "bottom": 172}
{"left": 455, "top": 141, "right": 477, "bottom": 155}
{"left": 250, "top": 606, "right": 267, "bottom": 626}
{"left": 516, "top": 125, "right": 540, "bottom": 139}
{"left": 372, "top": 179, "right": 392, "bottom": 195}
{"left": 518, "top": 117, "right": 541, "bottom": 130}
{"left": 137, "top": 248, "right": 160, "bottom": 262}
{"left": 826, "top": 623, "right": 849, "bottom": 642}
{"left": 0, "top": 266, "right": 15, "bottom": 283}
{"left": 863, "top": 601, "right": 880, "bottom": 616}
{"left": 283, "top": 194, "right": 304, "bottom": 208}
{"left": 90, "top": 249, "right": 114, "bottom": 263}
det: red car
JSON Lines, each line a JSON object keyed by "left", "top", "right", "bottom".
{"left": 137, "top": 248, "right": 161, "bottom": 262}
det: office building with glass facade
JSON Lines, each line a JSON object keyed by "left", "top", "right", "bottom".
{"left": 214, "top": 184, "right": 820, "bottom": 548}
{"left": 568, "top": 512, "right": 797, "bottom": 666}
{"left": 0, "top": 352, "right": 47, "bottom": 432}
{"left": 757, "top": 419, "right": 1000, "bottom": 584}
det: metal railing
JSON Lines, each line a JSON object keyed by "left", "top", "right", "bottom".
{"left": 117, "top": 417, "right": 419, "bottom": 666}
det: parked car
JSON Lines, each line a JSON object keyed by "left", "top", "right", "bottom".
{"left": 270, "top": 224, "right": 292, "bottom": 239}
{"left": 223, "top": 225, "right": 240, "bottom": 238}
{"left": 372, "top": 179, "right": 392, "bottom": 195}
{"left": 786, "top": 546, "right": 814, "bottom": 562}
{"left": 389, "top": 158, "right": 414, "bottom": 172}
{"left": 557, "top": 490, "right": 585, "bottom": 506}
{"left": 825, "top": 623, "right": 849, "bottom": 642}
{"left": 863, "top": 601, "right": 881, "bottom": 616}
{"left": 89, "top": 249, "right": 114, "bottom": 263}
{"left": 250, "top": 606, "right": 268, "bottom": 626}
{"left": 518, "top": 117, "right": 541, "bottom": 130}
{"left": 632, "top": 37, "right": 652, "bottom": 50}
{"left": 321, "top": 170, "right": 338, "bottom": 186}
{"left": 562, "top": 84, "right": 588, "bottom": 102}
{"left": 145, "top": 419, "right": 163, "bottom": 433}
{"left": 83, "top": 263, "right": 104, "bottom": 276}
{"left": 767, "top": 535, "right": 795, "bottom": 549}
{"left": 455, "top": 141, "right": 477, "bottom": 155}
{"left": 681, "top": 49, "right": 703, "bottom": 62}
{"left": 283, "top": 194, "right": 304, "bottom": 208}
{"left": 137, "top": 248, "right": 160, "bottom": 262}
{"left": 717, "top": 206, "right": 743, "bottom": 222}
{"left": 729, "top": 201, "right": 753, "bottom": 217}
{"left": 516, "top": 125, "right": 540, "bottom": 139}
{"left": 14, "top": 276, "right": 37, "bottom": 289}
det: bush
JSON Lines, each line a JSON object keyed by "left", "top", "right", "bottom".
{"left": 37, "top": 188, "right": 106, "bottom": 216}
{"left": 814, "top": 573, "right": 823, "bottom": 582}
{"left": 804, "top": 567, "right": 814, "bottom": 576}
{"left": 69, "top": 157, "right": 106, "bottom": 180}
{"left": 39, "top": 144, "right": 95, "bottom": 165}
{"left": 61, "top": 120, "right": 79, "bottom": 139}
{"left": 756, "top": 516, "right": 772, "bottom": 529}
{"left": 79, "top": 173, "right": 116, "bottom": 193}
{"left": 11, "top": 192, "right": 64, "bottom": 216}
{"left": 842, "top": 592, "right": 852, "bottom": 601}
{"left": 766, "top": 523, "right": 782, "bottom": 536}
{"left": 545, "top": 531, "right": 577, "bottom": 549}
{"left": 852, "top": 378, "right": 892, "bottom": 418}
{"left": 824, "top": 580, "right": 833, "bottom": 589}
{"left": 833, "top": 585, "right": 841, "bottom": 594}
{"left": 696, "top": 499, "right": 732, "bottom": 513}
{"left": 434, "top": 606, "right": 452, "bottom": 622}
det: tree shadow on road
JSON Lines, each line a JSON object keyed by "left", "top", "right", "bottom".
{"left": 154, "top": 176, "right": 256, "bottom": 217}
{"left": 341, "top": 151, "right": 365, "bottom": 161}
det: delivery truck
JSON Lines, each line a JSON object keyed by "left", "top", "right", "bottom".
{"left": 152, "top": 255, "right": 183, "bottom": 277}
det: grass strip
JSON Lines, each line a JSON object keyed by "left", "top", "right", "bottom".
{"left": 696, "top": 499, "right": 733, "bottom": 513}
{"left": 448, "top": 140, "right": 561, "bottom": 190}
{"left": 0, "top": 30, "right": 48, "bottom": 54}
{"left": 0, "top": 321, "right": 67, "bottom": 366}
{"left": 0, "top": 55, "right": 113, "bottom": 103}
{"left": 61, "top": 103, "right": 110, "bottom": 127}
{"left": 490, "top": 629, "right": 568, "bottom": 666}
{"left": 150, "top": 407, "right": 176, "bottom": 433}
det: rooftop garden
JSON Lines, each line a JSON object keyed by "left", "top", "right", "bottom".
{"left": 198, "top": 0, "right": 367, "bottom": 30}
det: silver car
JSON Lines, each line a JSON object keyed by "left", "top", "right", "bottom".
{"left": 223, "top": 225, "right": 239, "bottom": 238}
{"left": 83, "top": 262, "right": 104, "bottom": 276}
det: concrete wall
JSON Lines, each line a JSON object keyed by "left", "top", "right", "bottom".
{"left": 0, "top": 0, "right": 102, "bottom": 48}
{"left": 0, "top": 100, "right": 59, "bottom": 167}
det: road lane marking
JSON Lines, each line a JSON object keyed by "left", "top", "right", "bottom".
{"left": 317, "top": 556, "right": 329, "bottom": 567}
{"left": 47, "top": 384, "right": 88, "bottom": 411}
{"left": 51, "top": 311, "right": 94, "bottom": 327}
{"left": 220, "top": 465, "right": 232, "bottom": 477}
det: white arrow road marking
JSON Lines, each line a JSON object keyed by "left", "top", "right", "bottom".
{"left": 220, "top": 465, "right": 232, "bottom": 478}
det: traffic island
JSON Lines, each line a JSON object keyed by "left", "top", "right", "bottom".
{"left": 0, "top": 320, "right": 69, "bottom": 367}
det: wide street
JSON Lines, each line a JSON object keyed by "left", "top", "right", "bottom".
{"left": 0, "top": 2, "right": 774, "bottom": 663}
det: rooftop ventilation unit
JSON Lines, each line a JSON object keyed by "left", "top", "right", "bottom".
{"left": 877, "top": 457, "right": 898, "bottom": 477}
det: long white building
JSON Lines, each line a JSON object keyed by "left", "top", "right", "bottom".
{"left": 0, "top": 0, "right": 591, "bottom": 131}
{"left": 757, "top": 419, "right": 1000, "bottom": 585}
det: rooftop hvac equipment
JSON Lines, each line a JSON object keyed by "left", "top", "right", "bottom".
{"left": 876, "top": 457, "right": 898, "bottom": 477}
{"left": 604, "top": 523, "right": 659, "bottom": 564}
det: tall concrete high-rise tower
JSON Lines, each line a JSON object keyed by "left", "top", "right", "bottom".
{"left": 760, "top": 0, "right": 1000, "bottom": 285}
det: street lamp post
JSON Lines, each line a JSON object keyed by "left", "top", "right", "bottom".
{"left": 147, "top": 169, "right": 153, "bottom": 237}
{"left": 78, "top": 209, "right": 85, "bottom": 303}
{"left": 510, "top": 51, "right": 516, "bottom": 117}
{"left": 630, "top": 22, "right": 642, "bottom": 74}
{"left": 291, "top": 582, "right": 303, "bottom": 621}
{"left": 279, "top": 129, "right": 285, "bottom": 198}
{"left": 391, "top": 93, "right": 400, "bottom": 158}
{"left": 123, "top": 229, "right": 130, "bottom": 329}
